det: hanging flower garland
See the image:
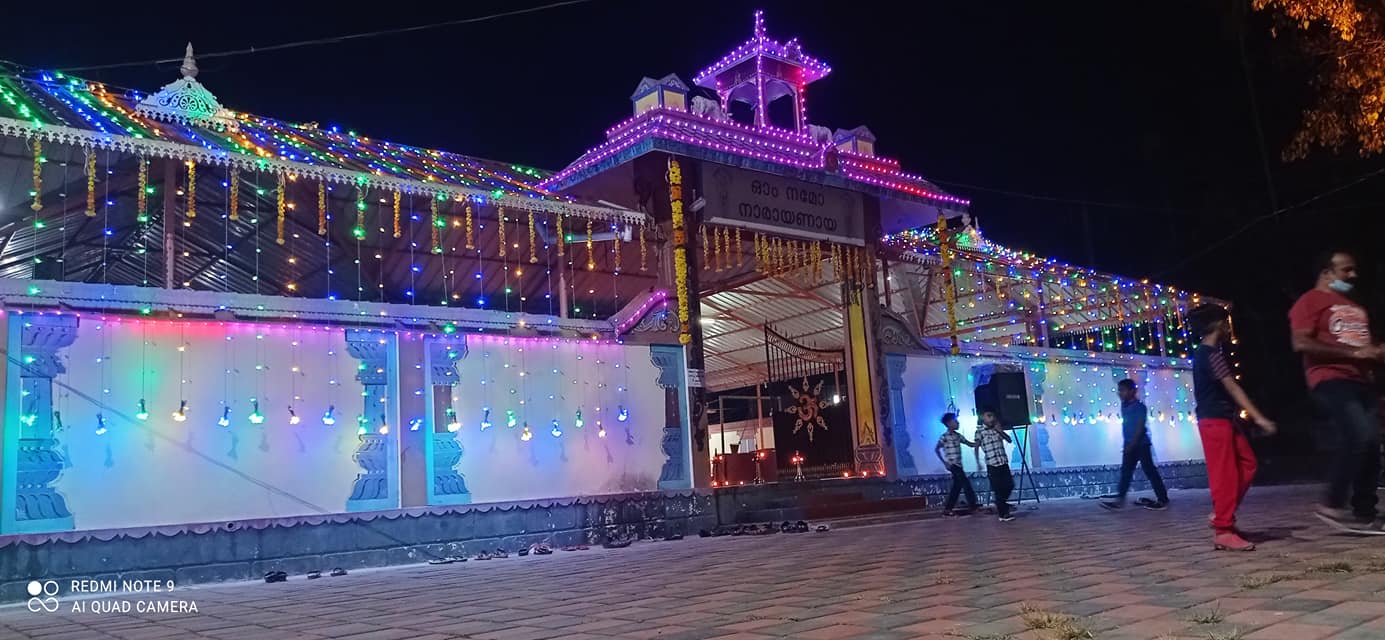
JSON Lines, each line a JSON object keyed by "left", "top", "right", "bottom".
{"left": 810, "top": 240, "right": 822, "bottom": 283}
{"left": 497, "top": 207, "right": 507, "bottom": 258}
{"left": 136, "top": 156, "right": 149, "bottom": 223}
{"left": 527, "top": 210, "right": 538, "bottom": 264}
{"left": 316, "top": 181, "right": 326, "bottom": 235}
{"left": 431, "top": 194, "right": 443, "bottom": 254}
{"left": 229, "top": 168, "right": 240, "bottom": 221}
{"left": 613, "top": 221, "right": 622, "bottom": 272}
{"left": 668, "top": 158, "right": 690, "bottom": 345}
{"left": 85, "top": 148, "right": 97, "bottom": 218}
{"left": 585, "top": 218, "right": 595, "bottom": 271}
{"left": 392, "top": 190, "right": 402, "bottom": 239}
{"left": 183, "top": 160, "right": 195, "bottom": 219}
{"left": 464, "top": 204, "right": 475, "bottom": 250}
{"left": 556, "top": 213, "right": 565, "bottom": 257}
{"left": 754, "top": 233, "right": 763, "bottom": 272}
{"left": 734, "top": 227, "right": 743, "bottom": 267}
{"left": 937, "top": 215, "right": 960, "bottom": 355}
{"left": 29, "top": 139, "right": 42, "bottom": 212}
{"left": 275, "top": 173, "right": 287, "bottom": 245}
{"left": 638, "top": 223, "right": 647, "bottom": 271}
{"left": 701, "top": 224, "right": 710, "bottom": 270}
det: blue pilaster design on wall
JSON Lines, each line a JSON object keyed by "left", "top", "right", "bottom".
{"left": 427, "top": 339, "right": 470, "bottom": 505}
{"left": 883, "top": 353, "right": 916, "bottom": 477}
{"left": 1, "top": 313, "right": 78, "bottom": 534}
{"left": 344, "top": 330, "right": 399, "bottom": 512}
{"left": 650, "top": 345, "right": 692, "bottom": 490}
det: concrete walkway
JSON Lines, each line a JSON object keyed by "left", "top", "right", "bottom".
{"left": 4, "top": 484, "right": 1385, "bottom": 639}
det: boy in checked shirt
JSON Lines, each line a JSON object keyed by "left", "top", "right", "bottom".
{"left": 974, "top": 409, "right": 1016, "bottom": 522}
{"left": 935, "top": 412, "right": 978, "bottom": 516}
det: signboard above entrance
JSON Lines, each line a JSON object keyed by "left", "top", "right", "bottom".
{"left": 703, "top": 165, "right": 866, "bottom": 245}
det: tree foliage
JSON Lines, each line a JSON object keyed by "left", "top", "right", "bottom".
{"left": 1253, "top": 0, "right": 1385, "bottom": 159}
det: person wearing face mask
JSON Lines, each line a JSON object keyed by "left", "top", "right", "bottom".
{"left": 1289, "top": 249, "right": 1385, "bottom": 534}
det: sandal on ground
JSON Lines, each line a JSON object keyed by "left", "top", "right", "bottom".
{"left": 475, "top": 552, "right": 492, "bottom": 560}
{"left": 602, "top": 537, "right": 632, "bottom": 549}
{"left": 518, "top": 547, "right": 530, "bottom": 557}
{"left": 428, "top": 558, "right": 455, "bottom": 565}
{"left": 306, "top": 571, "right": 321, "bottom": 580}
{"left": 493, "top": 549, "right": 509, "bottom": 559}
{"left": 664, "top": 533, "right": 684, "bottom": 541}
{"left": 263, "top": 571, "right": 287, "bottom": 584}
{"left": 793, "top": 521, "right": 810, "bottom": 533}
{"left": 815, "top": 525, "right": 830, "bottom": 533}
{"left": 329, "top": 568, "right": 347, "bottom": 577}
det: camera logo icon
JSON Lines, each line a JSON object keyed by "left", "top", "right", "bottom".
{"left": 26, "top": 580, "right": 59, "bottom": 613}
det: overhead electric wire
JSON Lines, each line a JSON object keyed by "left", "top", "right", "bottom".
{"left": 54, "top": 0, "right": 598, "bottom": 72}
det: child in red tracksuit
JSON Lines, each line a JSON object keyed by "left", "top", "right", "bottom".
{"left": 1188, "top": 304, "right": 1277, "bottom": 551}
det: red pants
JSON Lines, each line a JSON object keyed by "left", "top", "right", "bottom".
{"left": 1198, "top": 418, "right": 1258, "bottom": 532}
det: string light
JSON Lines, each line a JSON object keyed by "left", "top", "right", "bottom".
{"left": 135, "top": 398, "right": 149, "bottom": 421}
{"left": 322, "top": 405, "right": 337, "bottom": 426}
{"left": 95, "top": 413, "right": 108, "bottom": 436}
{"left": 29, "top": 138, "right": 42, "bottom": 212}
{"left": 248, "top": 398, "right": 265, "bottom": 425}
{"left": 217, "top": 406, "right": 231, "bottom": 428}
{"left": 585, "top": 218, "right": 595, "bottom": 271}
{"left": 276, "top": 173, "right": 287, "bottom": 245}
{"left": 84, "top": 147, "right": 97, "bottom": 217}
{"left": 172, "top": 400, "right": 188, "bottom": 422}
{"left": 480, "top": 407, "right": 493, "bottom": 431}
{"left": 316, "top": 181, "right": 325, "bottom": 234}
{"left": 392, "top": 190, "right": 402, "bottom": 239}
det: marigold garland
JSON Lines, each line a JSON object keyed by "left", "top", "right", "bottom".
{"left": 556, "top": 213, "right": 565, "bottom": 256}
{"left": 392, "top": 191, "right": 402, "bottom": 239}
{"left": 228, "top": 168, "right": 240, "bottom": 221}
{"left": 85, "top": 149, "right": 97, "bottom": 217}
{"left": 136, "top": 157, "right": 149, "bottom": 223}
{"left": 316, "top": 181, "right": 325, "bottom": 234}
{"left": 734, "top": 227, "right": 743, "bottom": 267}
{"left": 183, "top": 160, "right": 195, "bottom": 219}
{"left": 585, "top": 218, "right": 595, "bottom": 271}
{"left": 668, "top": 158, "right": 690, "bottom": 345}
{"left": 431, "top": 194, "right": 443, "bottom": 254}
{"left": 464, "top": 204, "right": 475, "bottom": 250}
{"left": 613, "top": 221, "right": 622, "bottom": 272}
{"left": 701, "top": 224, "right": 710, "bottom": 270}
{"left": 527, "top": 210, "right": 538, "bottom": 264}
{"left": 497, "top": 207, "right": 507, "bottom": 258}
{"left": 275, "top": 173, "right": 286, "bottom": 245}
{"left": 29, "top": 139, "right": 42, "bottom": 212}
{"left": 638, "top": 223, "right": 647, "bottom": 271}
{"left": 713, "top": 226, "right": 723, "bottom": 272}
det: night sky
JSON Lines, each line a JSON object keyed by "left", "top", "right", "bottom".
{"left": 5, "top": 1, "right": 1384, "bottom": 429}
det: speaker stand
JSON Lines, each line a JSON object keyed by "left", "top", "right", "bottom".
{"left": 1011, "top": 426, "right": 1041, "bottom": 508}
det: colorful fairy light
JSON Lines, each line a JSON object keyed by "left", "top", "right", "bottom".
{"left": 95, "top": 413, "right": 108, "bottom": 436}
{"left": 135, "top": 399, "right": 149, "bottom": 421}
{"left": 445, "top": 407, "right": 461, "bottom": 432}
{"left": 520, "top": 423, "right": 533, "bottom": 441}
{"left": 597, "top": 420, "right": 607, "bottom": 438}
{"left": 617, "top": 405, "right": 629, "bottom": 423}
{"left": 574, "top": 409, "right": 584, "bottom": 428}
{"left": 550, "top": 419, "right": 563, "bottom": 437}
{"left": 322, "top": 405, "right": 337, "bottom": 426}
{"left": 479, "top": 408, "right": 493, "bottom": 431}
{"left": 248, "top": 399, "right": 265, "bottom": 425}
{"left": 288, "top": 408, "right": 301, "bottom": 425}
{"left": 506, "top": 409, "right": 517, "bottom": 428}
{"left": 172, "top": 400, "right": 188, "bottom": 422}
{"left": 217, "top": 406, "right": 231, "bottom": 428}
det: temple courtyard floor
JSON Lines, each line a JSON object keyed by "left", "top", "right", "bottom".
{"left": 6, "top": 484, "right": 1385, "bottom": 640}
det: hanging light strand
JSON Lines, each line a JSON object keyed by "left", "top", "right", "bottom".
{"left": 556, "top": 213, "right": 565, "bottom": 256}
{"left": 316, "top": 181, "right": 325, "bottom": 234}
{"left": 498, "top": 206, "right": 507, "bottom": 258}
{"left": 638, "top": 223, "right": 647, "bottom": 271}
{"left": 136, "top": 156, "right": 149, "bottom": 222}
{"left": 184, "top": 160, "right": 195, "bottom": 219}
{"left": 431, "top": 194, "right": 442, "bottom": 254}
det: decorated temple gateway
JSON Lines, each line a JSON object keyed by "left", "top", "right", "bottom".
{"left": 0, "top": 12, "right": 1214, "bottom": 593}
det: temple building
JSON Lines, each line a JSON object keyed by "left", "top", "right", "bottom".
{"left": 0, "top": 12, "right": 1213, "bottom": 598}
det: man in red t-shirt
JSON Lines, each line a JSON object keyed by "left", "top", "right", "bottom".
{"left": 1289, "top": 249, "right": 1385, "bottom": 533}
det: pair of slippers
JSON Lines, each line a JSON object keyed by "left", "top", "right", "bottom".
{"left": 428, "top": 556, "right": 468, "bottom": 565}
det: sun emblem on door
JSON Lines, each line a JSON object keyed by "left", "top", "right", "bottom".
{"left": 785, "top": 377, "right": 829, "bottom": 441}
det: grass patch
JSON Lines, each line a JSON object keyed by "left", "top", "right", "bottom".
{"left": 1018, "top": 603, "right": 1094, "bottom": 640}
{"left": 1207, "top": 629, "right": 1244, "bottom": 640}
{"left": 1236, "top": 573, "right": 1301, "bottom": 589}
{"left": 1186, "top": 604, "right": 1225, "bottom": 624}
{"left": 1304, "top": 560, "right": 1353, "bottom": 574}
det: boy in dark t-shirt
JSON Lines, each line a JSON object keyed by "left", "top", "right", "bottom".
{"left": 1188, "top": 304, "right": 1277, "bottom": 552}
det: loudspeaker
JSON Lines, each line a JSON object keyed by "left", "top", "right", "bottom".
{"left": 972, "top": 370, "right": 1030, "bottom": 427}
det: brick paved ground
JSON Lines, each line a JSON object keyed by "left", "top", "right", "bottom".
{"left": 5, "top": 484, "right": 1385, "bottom": 640}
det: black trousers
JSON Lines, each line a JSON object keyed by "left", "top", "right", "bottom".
{"left": 1313, "top": 379, "right": 1381, "bottom": 518}
{"left": 1116, "top": 440, "right": 1169, "bottom": 503}
{"left": 944, "top": 465, "right": 977, "bottom": 511}
{"left": 988, "top": 465, "right": 1014, "bottom": 517}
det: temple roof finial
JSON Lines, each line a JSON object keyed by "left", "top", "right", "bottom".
{"left": 180, "top": 43, "right": 198, "bottom": 79}
{"left": 753, "top": 10, "right": 765, "bottom": 39}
